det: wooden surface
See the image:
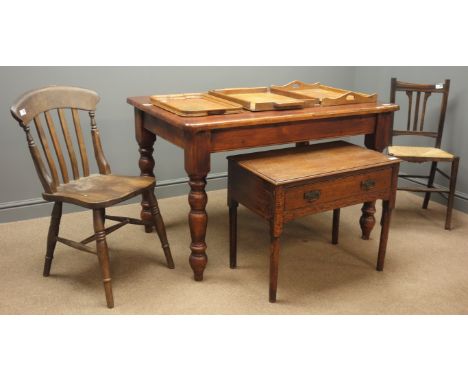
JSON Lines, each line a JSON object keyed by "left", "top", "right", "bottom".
{"left": 10, "top": 85, "right": 100, "bottom": 125}
{"left": 271, "top": 80, "right": 377, "bottom": 106}
{"left": 129, "top": 94, "right": 399, "bottom": 281}
{"left": 209, "top": 86, "right": 311, "bottom": 111}
{"left": 150, "top": 93, "right": 242, "bottom": 117}
{"left": 42, "top": 174, "right": 155, "bottom": 208}
{"left": 232, "top": 141, "right": 397, "bottom": 185}
{"left": 10, "top": 86, "right": 175, "bottom": 308}
{"left": 128, "top": 95, "right": 398, "bottom": 132}
{"left": 228, "top": 142, "right": 400, "bottom": 302}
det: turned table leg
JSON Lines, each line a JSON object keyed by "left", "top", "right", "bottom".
{"left": 135, "top": 108, "right": 156, "bottom": 233}
{"left": 362, "top": 112, "right": 393, "bottom": 240}
{"left": 188, "top": 175, "right": 208, "bottom": 281}
{"left": 185, "top": 132, "right": 211, "bottom": 281}
{"left": 360, "top": 201, "right": 376, "bottom": 240}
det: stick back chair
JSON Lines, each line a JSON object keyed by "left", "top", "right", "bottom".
{"left": 388, "top": 78, "right": 459, "bottom": 229}
{"left": 10, "top": 85, "right": 174, "bottom": 308}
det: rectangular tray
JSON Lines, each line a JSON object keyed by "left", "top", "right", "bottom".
{"left": 270, "top": 80, "right": 377, "bottom": 107}
{"left": 209, "top": 87, "right": 317, "bottom": 112}
{"left": 150, "top": 93, "right": 243, "bottom": 117}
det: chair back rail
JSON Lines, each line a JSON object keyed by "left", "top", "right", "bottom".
{"left": 10, "top": 85, "right": 110, "bottom": 193}
{"left": 390, "top": 78, "right": 450, "bottom": 147}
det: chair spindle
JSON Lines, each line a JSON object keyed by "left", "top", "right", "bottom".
{"left": 57, "top": 108, "right": 80, "bottom": 179}
{"left": 406, "top": 91, "right": 412, "bottom": 131}
{"left": 71, "top": 108, "right": 90, "bottom": 177}
{"left": 90, "top": 111, "right": 111, "bottom": 175}
{"left": 33, "top": 115, "right": 59, "bottom": 187}
{"left": 44, "top": 110, "right": 69, "bottom": 183}
{"left": 412, "top": 91, "right": 421, "bottom": 131}
{"left": 419, "top": 92, "right": 431, "bottom": 131}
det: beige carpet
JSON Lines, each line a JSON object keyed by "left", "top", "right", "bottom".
{"left": 0, "top": 189, "right": 467, "bottom": 314}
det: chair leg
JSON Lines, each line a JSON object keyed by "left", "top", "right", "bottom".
{"left": 377, "top": 200, "right": 392, "bottom": 271}
{"left": 43, "top": 202, "right": 62, "bottom": 277}
{"left": 422, "top": 161, "right": 438, "bottom": 209}
{"left": 144, "top": 189, "right": 174, "bottom": 269}
{"left": 93, "top": 209, "right": 114, "bottom": 309}
{"left": 229, "top": 200, "right": 238, "bottom": 269}
{"left": 269, "top": 234, "right": 281, "bottom": 303}
{"left": 445, "top": 157, "right": 459, "bottom": 230}
{"left": 332, "top": 208, "right": 340, "bottom": 245}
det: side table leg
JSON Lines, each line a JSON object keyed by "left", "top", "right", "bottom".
{"left": 135, "top": 108, "right": 156, "bottom": 233}
{"left": 377, "top": 200, "right": 392, "bottom": 271}
{"left": 188, "top": 175, "right": 208, "bottom": 281}
{"left": 229, "top": 200, "right": 238, "bottom": 269}
{"left": 269, "top": 234, "right": 281, "bottom": 303}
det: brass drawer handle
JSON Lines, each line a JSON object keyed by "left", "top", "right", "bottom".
{"left": 361, "top": 179, "right": 376, "bottom": 191}
{"left": 304, "top": 190, "right": 321, "bottom": 202}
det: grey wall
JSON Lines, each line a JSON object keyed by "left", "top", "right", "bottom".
{"left": 1, "top": 66, "right": 466, "bottom": 222}
{"left": 353, "top": 67, "right": 468, "bottom": 212}
{"left": 0, "top": 67, "right": 355, "bottom": 222}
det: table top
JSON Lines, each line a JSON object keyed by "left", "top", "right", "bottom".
{"left": 228, "top": 141, "right": 400, "bottom": 185}
{"left": 128, "top": 96, "right": 399, "bottom": 132}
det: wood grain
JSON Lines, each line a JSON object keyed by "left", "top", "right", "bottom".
{"left": 150, "top": 93, "right": 242, "bottom": 117}
{"left": 228, "top": 141, "right": 400, "bottom": 302}
{"left": 271, "top": 80, "right": 377, "bottom": 106}
{"left": 10, "top": 86, "right": 175, "bottom": 308}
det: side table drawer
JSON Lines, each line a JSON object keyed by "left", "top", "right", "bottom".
{"left": 284, "top": 168, "right": 392, "bottom": 212}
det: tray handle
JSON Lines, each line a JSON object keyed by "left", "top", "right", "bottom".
{"left": 273, "top": 80, "right": 320, "bottom": 90}
{"left": 206, "top": 109, "right": 228, "bottom": 116}
{"left": 272, "top": 101, "right": 304, "bottom": 110}
{"left": 321, "top": 91, "right": 378, "bottom": 106}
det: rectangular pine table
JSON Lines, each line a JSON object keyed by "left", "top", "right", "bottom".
{"left": 127, "top": 96, "right": 398, "bottom": 281}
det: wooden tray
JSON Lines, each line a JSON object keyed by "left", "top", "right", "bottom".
{"left": 209, "top": 87, "right": 317, "bottom": 112}
{"left": 150, "top": 93, "right": 243, "bottom": 117}
{"left": 270, "top": 80, "right": 377, "bottom": 107}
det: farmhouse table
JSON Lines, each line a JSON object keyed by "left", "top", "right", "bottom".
{"left": 127, "top": 96, "right": 399, "bottom": 281}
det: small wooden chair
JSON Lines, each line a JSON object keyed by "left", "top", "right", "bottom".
{"left": 10, "top": 85, "right": 174, "bottom": 308}
{"left": 388, "top": 78, "right": 459, "bottom": 229}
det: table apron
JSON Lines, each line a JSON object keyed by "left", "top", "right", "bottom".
{"left": 143, "top": 113, "right": 186, "bottom": 149}
{"left": 210, "top": 114, "right": 377, "bottom": 152}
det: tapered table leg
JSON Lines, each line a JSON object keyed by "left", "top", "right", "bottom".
{"left": 135, "top": 108, "right": 156, "bottom": 233}
{"left": 229, "top": 200, "right": 238, "bottom": 269}
{"left": 376, "top": 200, "right": 393, "bottom": 271}
{"left": 332, "top": 208, "right": 340, "bottom": 245}
{"left": 269, "top": 234, "right": 281, "bottom": 303}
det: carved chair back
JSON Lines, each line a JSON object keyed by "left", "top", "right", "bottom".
{"left": 10, "top": 86, "right": 111, "bottom": 194}
{"left": 390, "top": 78, "right": 450, "bottom": 148}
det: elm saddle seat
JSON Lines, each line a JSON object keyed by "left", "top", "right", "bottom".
{"left": 10, "top": 85, "right": 174, "bottom": 308}
{"left": 388, "top": 78, "right": 459, "bottom": 230}
{"left": 227, "top": 141, "right": 400, "bottom": 302}
{"left": 43, "top": 174, "right": 155, "bottom": 208}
